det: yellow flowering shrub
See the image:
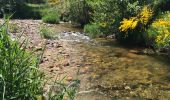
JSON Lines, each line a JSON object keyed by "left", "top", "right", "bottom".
{"left": 119, "top": 6, "right": 153, "bottom": 32}
{"left": 119, "top": 17, "right": 138, "bottom": 32}
{"left": 151, "top": 12, "right": 170, "bottom": 48}
{"left": 139, "top": 6, "right": 153, "bottom": 25}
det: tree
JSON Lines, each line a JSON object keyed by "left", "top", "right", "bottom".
{"left": 0, "top": 0, "right": 26, "bottom": 14}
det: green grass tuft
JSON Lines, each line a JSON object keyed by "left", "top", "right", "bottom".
{"left": 84, "top": 23, "right": 101, "bottom": 38}
{"left": 0, "top": 20, "right": 44, "bottom": 100}
{"left": 42, "top": 11, "right": 60, "bottom": 24}
{"left": 39, "top": 25, "right": 58, "bottom": 39}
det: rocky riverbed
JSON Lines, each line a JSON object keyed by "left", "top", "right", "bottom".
{"left": 2, "top": 19, "right": 170, "bottom": 100}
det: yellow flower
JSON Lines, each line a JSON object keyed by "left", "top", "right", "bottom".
{"left": 153, "top": 20, "right": 170, "bottom": 27}
{"left": 119, "top": 17, "right": 138, "bottom": 32}
{"left": 119, "top": 6, "right": 153, "bottom": 32}
{"left": 139, "top": 6, "right": 153, "bottom": 25}
{"left": 131, "top": 20, "right": 138, "bottom": 29}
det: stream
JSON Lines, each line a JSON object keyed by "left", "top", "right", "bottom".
{"left": 57, "top": 24, "right": 170, "bottom": 100}
{"left": 6, "top": 19, "right": 170, "bottom": 100}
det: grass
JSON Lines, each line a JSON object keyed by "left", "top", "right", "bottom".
{"left": 0, "top": 19, "right": 44, "bottom": 100}
{"left": 42, "top": 13, "right": 60, "bottom": 24}
{"left": 42, "top": 8, "right": 60, "bottom": 24}
{"left": 39, "top": 25, "right": 58, "bottom": 39}
{"left": 45, "top": 78, "right": 79, "bottom": 100}
{"left": 0, "top": 19, "right": 78, "bottom": 100}
{"left": 84, "top": 23, "right": 101, "bottom": 38}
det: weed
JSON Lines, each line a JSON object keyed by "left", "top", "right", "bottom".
{"left": 0, "top": 19, "right": 44, "bottom": 100}
{"left": 39, "top": 25, "right": 58, "bottom": 39}
{"left": 42, "top": 10, "right": 60, "bottom": 24}
{"left": 84, "top": 23, "right": 101, "bottom": 38}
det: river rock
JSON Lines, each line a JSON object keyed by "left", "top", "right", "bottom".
{"left": 63, "top": 62, "right": 70, "bottom": 66}
{"left": 125, "top": 86, "right": 131, "bottom": 90}
{"left": 67, "top": 76, "right": 73, "bottom": 81}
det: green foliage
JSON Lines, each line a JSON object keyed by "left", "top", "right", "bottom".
{"left": 84, "top": 23, "right": 101, "bottom": 38}
{"left": 88, "top": 0, "right": 118, "bottom": 35}
{"left": 14, "top": 3, "right": 48, "bottom": 19}
{"left": 39, "top": 25, "right": 58, "bottom": 39}
{"left": 42, "top": 10, "right": 60, "bottom": 24}
{"left": 26, "top": 0, "right": 46, "bottom": 4}
{"left": 0, "top": 0, "right": 48, "bottom": 19}
{"left": 0, "top": 20, "right": 44, "bottom": 100}
{"left": 46, "top": 79, "right": 79, "bottom": 100}
{"left": 86, "top": 0, "right": 145, "bottom": 36}
{"left": 118, "top": 5, "right": 153, "bottom": 44}
{"left": 0, "top": 0, "right": 22, "bottom": 13}
{"left": 0, "top": 19, "right": 78, "bottom": 100}
{"left": 68, "top": 0, "right": 90, "bottom": 26}
{"left": 147, "top": 12, "right": 170, "bottom": 50}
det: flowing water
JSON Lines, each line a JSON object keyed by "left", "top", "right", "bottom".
{"left": 74, "top": 39, "right": 170, "bottom": 100}
{"left": 57, "top": 23, "right": 170, "bottom": 100}
{"left": 7, "top": 20, "right": 170, "bottom": 100}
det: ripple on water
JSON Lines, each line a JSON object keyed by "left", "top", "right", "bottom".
{"left": 59, "top": 32, "right": 90, "bottom": 42}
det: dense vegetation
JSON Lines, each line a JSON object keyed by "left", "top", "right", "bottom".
{"left": 0, "top": 21, "right": 78, "bottom": 100}
{"left": 62, "top": 0, "right": 170, "bottom": 52}
{"left": 0, "top": 0, "right": 170, "bottom": 99}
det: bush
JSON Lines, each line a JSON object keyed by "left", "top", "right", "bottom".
{"left": 42, "top": 11, "right": 60, "bottom": 24}
{"left": 0, "top": 2, "right": 47, "bottom": 19}
{"left": 68, "top": 0, "right": 90, "bottom": 26}
{"left": 118, "top": 5, "right": 153, "bottom": 44}
{"left": 0, "top": 21, "right": 44, "bottom": 99}
{"left": 147, "top": 12, "right": 170, "bottom": 50}
{"left": 84, "top": 23, "right": 101, "bottom": 38}
{"left": 39, "top": 25, "right": 58, "bottom": 39}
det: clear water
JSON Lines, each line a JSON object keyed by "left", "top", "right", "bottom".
{"left": 56, "top": 24, "right": 170, "bottom": 99}
{"left": 74, "top": 38, "right": 170, "bottom": 100}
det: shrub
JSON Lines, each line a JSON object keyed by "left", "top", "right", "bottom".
{"left": 119, "top": 6, "right": 153, "bottom": 32}
{"left": 42, "top": 11, "right": 60, "bottom": 24}
{"left": 0, "top": 21, "right": 44, "bottom": 100}
{"left": 148, "top": 12, "right": 170, "bottom": 50}
{"left": 68, "top": 0, "right": 90, "bottom": 26}
{"left": 1, "top": 2, "right": 47, "bottom": 19}
{"left": 88, "top": 0, "right": 121, "bottom": 35}
{"left": 84, "top": 23, "right": 101, "bottom": 38}
{"left": 39, "top": 25, "right": 58, "bottom": 39}
{"left": 118, "top": 5, "right": 153, "bottom": 44}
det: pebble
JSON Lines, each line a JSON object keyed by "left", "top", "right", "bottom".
{"left": 44, "top": 58, "right": 49, "bottom": 62}
{"left": 49, "top": 65, "right": 54, "bottom": 68}
{"left": 40, "top": 60, "right": 44, "bottom": 64}
{"left": 125, "top": 86, "right": 131, "bottom": 90}
{"left": 35, "top": 47, "right": 43, "bottom": 51}
{"left": 67, "top": 76, "right": 73, "bottom": 81}
{"left": 50, "top": 69, "right": 54, "bottom": 72}
{"left": 63, "top": 62, "right": 70, "bottom": 66}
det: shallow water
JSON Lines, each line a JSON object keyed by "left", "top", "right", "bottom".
{"left": 56, "top": 24, "right": 170, "bottom": 99}
{"left": 73, "top": 38, "right": 170, "bottom": 100}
